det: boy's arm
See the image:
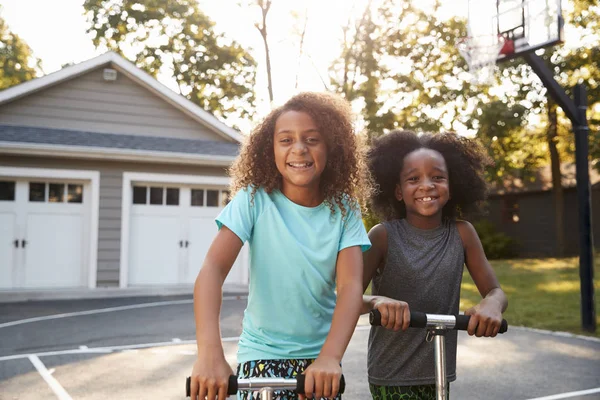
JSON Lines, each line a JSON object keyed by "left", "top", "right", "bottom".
{"left": 360, "top": 224, "right": 410, "bottom": 331}
{"left": 190, "top": 226, "right": 242, "bottom": 400}
{"left": 361, "top": 224, "right": 387, "bottom": 313}
{"left": 301, "top": 245, "right": 363, "bottom": 400}
{"left": 457, "top": 220, "right": 508, "bottom": 337}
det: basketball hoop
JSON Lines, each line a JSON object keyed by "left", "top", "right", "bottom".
{"left": 456, "top": 34, "right": 508, "bottom": 85}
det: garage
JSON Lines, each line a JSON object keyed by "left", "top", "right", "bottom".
{"left": 0, "top": 168, "right": 99, "bottom": 289}
{"left": 121, "top": 172, "right": 248, "bottom": 288}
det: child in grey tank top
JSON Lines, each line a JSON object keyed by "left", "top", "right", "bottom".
{"left": 361, "top": 131, "right": 508, "bottom": 400}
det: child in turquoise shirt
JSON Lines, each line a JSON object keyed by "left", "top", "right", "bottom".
{"left": 189, "top": 92, "right": 372, "bottom": 400}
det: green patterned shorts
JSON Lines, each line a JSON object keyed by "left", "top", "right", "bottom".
{"left": 369, "top": 383, "right": 449, "bottom": 400}
{"left": 237, "top": 359, "right": 342, "bottom": 400}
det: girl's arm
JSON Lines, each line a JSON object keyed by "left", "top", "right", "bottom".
{"left": 361, "top": 224, "right": 410, "bottom": 332}
{"left": 190, "top": 226, "right": 242, "bottom": 400}
{"left": 301, "top": 245, "right": 363, "bottom": 400}
{"left": 457, "top": 220, "right": 508, "bottom": 337}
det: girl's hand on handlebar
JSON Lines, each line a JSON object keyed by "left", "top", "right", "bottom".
{"left": 301, "top": 355, "right": 342, "bottom": 400}
{"left": 372, "top": 296, "right": 410, "bottom": 332}
{"left": 189, "top": 353, "right": 233, "bottom": 400}
{"left": 464, "top": 297, "right": 504, "bottom": 337}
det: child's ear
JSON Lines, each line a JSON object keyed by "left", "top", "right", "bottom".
{"left": 395, "top": 184, "right": 403, "bottom": 202}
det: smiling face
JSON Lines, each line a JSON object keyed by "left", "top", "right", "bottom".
{"left": 273, "top": 110, "right": 328, "bottom": 204}
{"left": 395, "top": 148, "right": 450, "bottom": 228}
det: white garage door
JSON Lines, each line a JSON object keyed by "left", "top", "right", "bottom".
{"left": 0, "top": 179, "right": 88, "bottom": 289}
{"left": 128, "top": 184, "right": 247, "bottom": 286}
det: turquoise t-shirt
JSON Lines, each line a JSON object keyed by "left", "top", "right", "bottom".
{"left": 216, "top": 186, "right": 371, "bottom": 363}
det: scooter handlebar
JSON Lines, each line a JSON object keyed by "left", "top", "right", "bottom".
{"left": 369, "top": 309, "right": 508, "bottom": 333}
{"left": 185, "top": 374, "right": 345, "bottom": 397}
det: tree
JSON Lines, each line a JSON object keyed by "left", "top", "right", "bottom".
{"left": 477, "top": 0, "right": 600, "bottom": 256}
{"left": 83, "top": 0, "right": 257, "bottom": 122}
{"left": 329, "top": 0, "right": 484, "bottom": 139}
{"left": 252, "top": 0, "right": 274, "bottom": 103}
{"left": 292, "top": 5, "right": 309, "bottom": 90}
{"left": 0, "top": 14, "right": 40, "bottom": 90}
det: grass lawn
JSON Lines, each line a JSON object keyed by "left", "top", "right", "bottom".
{"left": 460, "top": 257, "right": 600, "bottom": 338}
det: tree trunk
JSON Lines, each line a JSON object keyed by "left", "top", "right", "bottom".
{"left": 256, "top": 0, "right": 274, "bottom": 103}
{"left": 295, "top": 7, "right": 308, "bottom": 90}
{"left": 548, "top": 99, "right": 566, "bottom": 257}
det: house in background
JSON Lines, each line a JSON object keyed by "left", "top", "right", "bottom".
{"left": 484, "top": 163, "right": 600, "bottom": 257}
{"left": 0, "top": 52, "right": 248, "bottom": 301}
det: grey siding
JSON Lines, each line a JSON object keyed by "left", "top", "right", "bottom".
{"left": 485, "top": 187, "right": 600, "bottom": 257}
{"left": 0, "top": 155, "right": 229, "bottom": 287}
{"left": 0, "top": 67, "right": 228, "bottom": 141}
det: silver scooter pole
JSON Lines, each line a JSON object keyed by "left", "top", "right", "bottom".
{"left": 370, "top": 310, "right": 508, "bottom": 400}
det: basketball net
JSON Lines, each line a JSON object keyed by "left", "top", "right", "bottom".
{"left": 456, "top": 33, "right": 507, "bottom": 85}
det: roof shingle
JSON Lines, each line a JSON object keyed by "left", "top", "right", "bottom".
{"left": 0, "top": 125, "right": 240, "bottom": 157}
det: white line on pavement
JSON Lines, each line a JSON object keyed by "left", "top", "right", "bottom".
{"left": 527, "top": 387, "right": 600, "bottom": 400}
{"left": 0, "top": 296, "right": 247, "bottom": 329}
{"left": 0, "top": 348, "right": 112, "bottom": 362}
{"left": 0, "top": 336, "right": 239, "bottom": 362}
{"left": 0, "top": 325, "right": 371, "bottom": 362}
{"left": 28, "top": 355, "right": 73, "bottom": 400}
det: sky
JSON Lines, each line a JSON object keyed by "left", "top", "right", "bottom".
{"left": 1, "top": 0, "right": 581, "bottom": 133}
{"left": 0, "top": 1, "right": 465, "bottom": 109}
{"left": 0, "top": 0, "right": 380, "bottom": 114}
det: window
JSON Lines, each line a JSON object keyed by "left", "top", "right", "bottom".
{"left": 49, "top": 183, "right": 65, "bottom": 203}
{"left": 68, "top": 184, "right": 83, "bottom": 203}
{"left": 0, "top": 181, "right": 15, "bottom": 201}
{"left": 28, "top": 182, "right": 84, "bottom": 203}
{"left": 150, "top": 187, "right": 163, "bottom": 205}
{"left": 206, "top": 190, "right": 219, "bottom": 207}
{"left": 29, "top": 182, "right": 46, "bottom": 202}
{"left": 191, "top": 189, "right": 204, "bottom": 206}
{"left": 166, "top": 188, "right": 179, "bottom": 206}
{"left": 132, "top": 185, "right": 180, "bottom": 206}
{"left": 133, "top": 186, "right": 147, "bottom": 204}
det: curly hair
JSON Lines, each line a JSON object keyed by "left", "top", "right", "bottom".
{"left": 228, "top": 92, "right": 372, "bottom": 216}
{"left": 367, "top": 130, "right": 493, "bottom": 221}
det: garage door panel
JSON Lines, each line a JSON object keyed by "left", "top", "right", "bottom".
{"left": 24, "top": 213, "right": 84, "bottom": 288}
{"left": 0, "top": 213, "right": 17, "bottom": 289}
{"left": 129, "top": 215, "right": 180, "bottom": 285}
{"left": 186, "top": 216, "right": 218, "bottom": 284}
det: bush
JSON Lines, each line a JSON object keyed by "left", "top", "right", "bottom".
{"left": 362, "top": 210, "right": 380, "bottom": 233}
{"left": 472, "top": 220, "right": 519, "bottom": 259}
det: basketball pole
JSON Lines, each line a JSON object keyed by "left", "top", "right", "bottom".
{"left": 523, "top": 52, "right": 596, "bottom": 333}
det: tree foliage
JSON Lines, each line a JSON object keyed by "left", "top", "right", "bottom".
{"left": 83, "top": 0, "right": 257, "bottom": 122}
{"left": 329, "top": 0, "right": 482, "bottom": 139}
{"left": 0, "top": 14, "right": 40, "bottom": 90}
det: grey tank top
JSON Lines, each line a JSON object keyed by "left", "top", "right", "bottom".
{"left": 368, "top": 219, "right": 465, "bottom": 386}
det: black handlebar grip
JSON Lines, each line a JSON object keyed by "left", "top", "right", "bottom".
{"left": 369, "top": 308, "right": 382, "bottom": 326}
{"left": 296, "top": 374, "right": 305, "bottom": 394}
{"left": 370, "top": 309, "right": 508, "bottom": 333}
{"left": 408, "top": 311, "right": 427, "bottom": 328}
{"left": 227, "top": 375, "right": 238, "bottom": 395}
{"left": 185, "top": 375, "right": 238, "bottom": 397}
{"left": 296, "top": 374, "right": 345, "bottom": 395}
{"left": 455, "top": 314, "right": 470, "bottom": 331}
{"left": 500, "top": 319, "right": 508, "bottom": 333}
{"left": 454, "top": 315, "right": 508, "bottom": 333}
{"left": 186, "top": 374, "right": 345, "bottom": 397}
{"left": 369, "top": 309, "right": 427, "bottom": 328}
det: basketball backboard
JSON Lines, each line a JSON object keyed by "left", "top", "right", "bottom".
{"left": 466, "top": 0, "right": 564, "bottom": 62}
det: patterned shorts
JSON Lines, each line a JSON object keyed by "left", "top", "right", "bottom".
{"left": 236, "top": 359, "right": 342, "bottom": 400}
{"left": 369, "top": 383, "right": 449, "bottom": 400}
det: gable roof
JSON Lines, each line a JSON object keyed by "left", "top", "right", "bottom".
{"left": 489, "top": 162, "right": 600, "bottom": 195}
{"left": 0, "top": 51, "right": 242, "bottom": 143}
{"left": 0, "top": 125, "right": 239, "bottom": 166}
